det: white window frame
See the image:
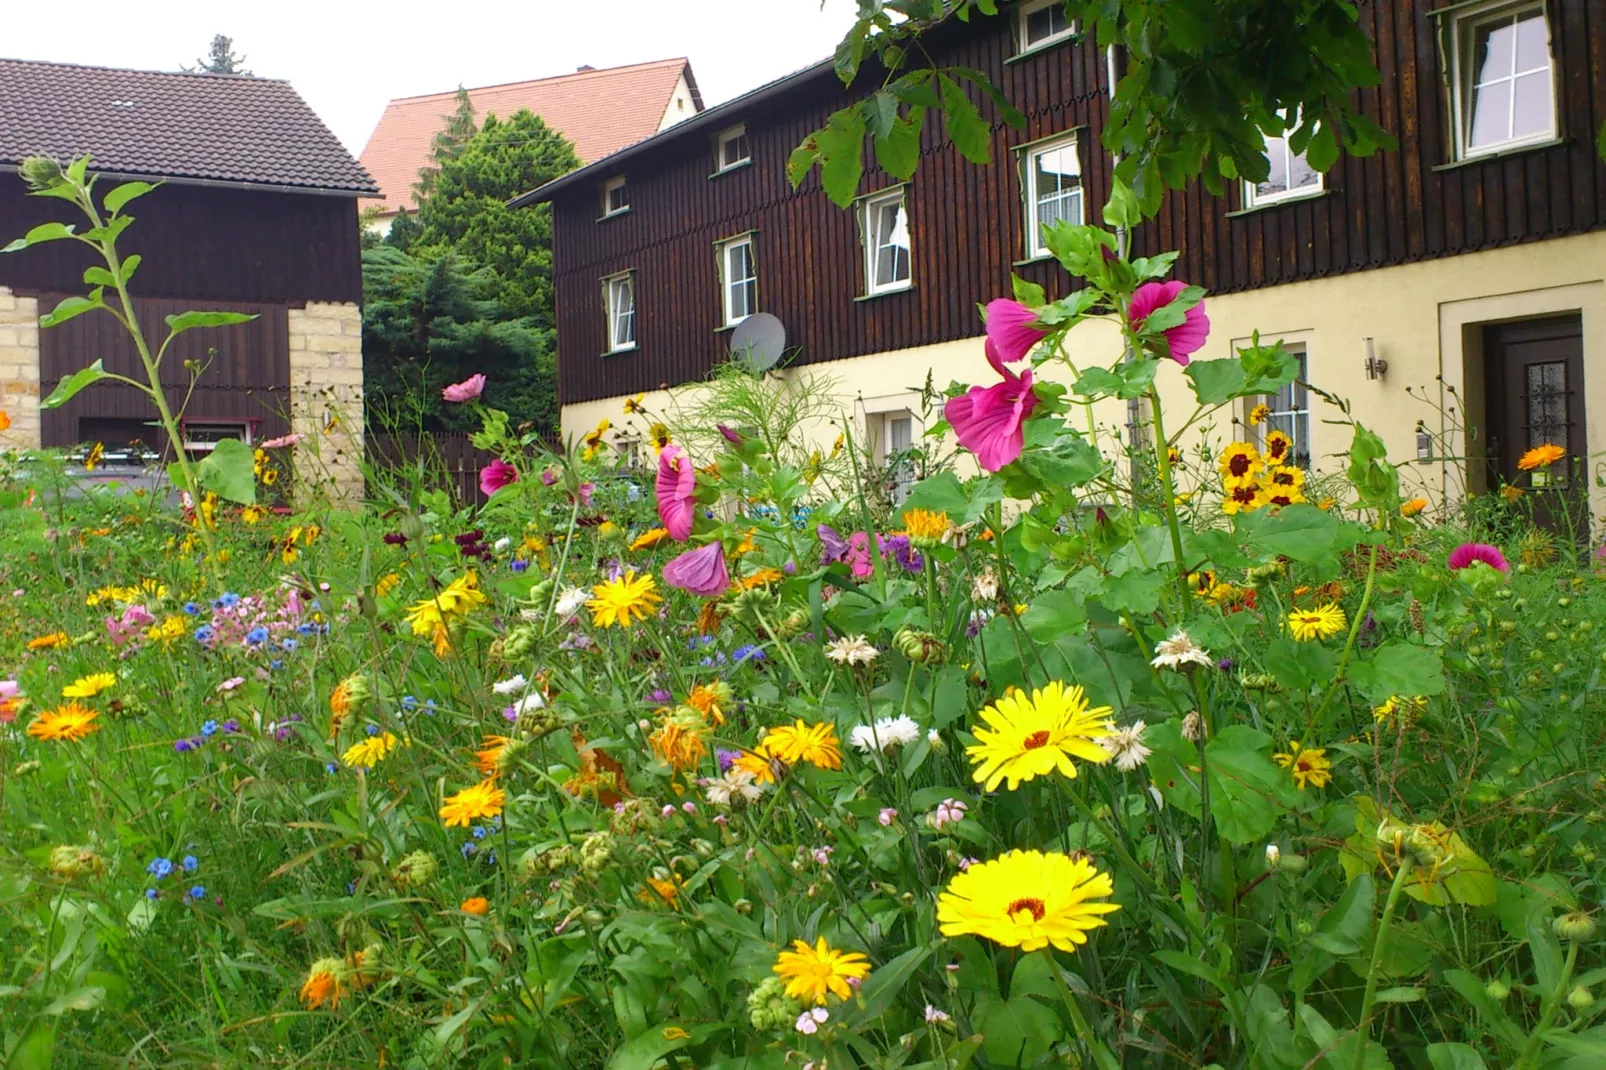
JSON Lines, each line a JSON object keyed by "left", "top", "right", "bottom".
{"left": 1257, "top": 344, "right": 1312, "bottom": 469}
{"left": 1448, "top": 1, "right": 1557, "bottom": 161}
{"left": 715, "top": 124, "right": 751, "bottom": 173}
{"left": 182, "top": 419, "right": 254, "bottom": 454}
{"left": 601, "top": 175, "right": 629, "bottom": 218}
{"left": 1023, "top": 133, "right": 1084, "bottom": 260}
{"left": 717, "top": 235, "right": 758, "bottom": 328}
{"left": 1017, "top": 0, "right": 1075, "bottom": 54}
{"left": 1244, "top": 120, "right": 1325, "bottom": 208}
{"left": 861, "top": 187, "right": 912, "bottom": 296}
{"left": 603, "top": 271, "right": 636, "bottom": 353}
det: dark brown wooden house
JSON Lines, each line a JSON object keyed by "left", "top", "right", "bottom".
{"left": 520, "top": 0, "right": 1606, "bottom": 520}
{"left": 0, "top": 57, "right": 374, "bottom": 486}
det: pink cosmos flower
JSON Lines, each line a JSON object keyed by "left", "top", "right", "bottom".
{"left": 662, "top": 541, "right": 729, "bottom": 597}
{"left": 479, "top": 458, "right": 518, "bottom": 497}
{"left": 983, "top": 298, "right": 1046, "bottom": 366}
{"left": 259, "top": 433, "right": 303, "bottom": 449}
{"left": 574, "top": 482, "right": 595, "bottom": 508}
{"left": 0, "top": 680, "right": 19, "bottom": 700}
{"left": 1129, "top": 281, "right": 1210, "bottom": 365}
{"left": 944, "top": 343, "right": 1039, "bottom": 472}
{"left": 442, "top": 374, "right": 486, "bottom": 403}
{"left": 1448, "top": 542, "right": 1510, "bottom": 573}
{"left": 540, "top": 467, "right": 559, "bottom": 486}
{"left": 656, "top": 445, "right": 697, "bottom": 541}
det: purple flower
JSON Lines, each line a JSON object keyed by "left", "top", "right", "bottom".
{"left": 174, "top": 737, "right": 203, "bottom": 753}
{"left": 647, "top": 689, "right": 673, "bottom": 705}
{"left": 716, "top": 748, "right": 741, "bottom": 772}
{"left": 817, "top": 523, "right": 849, "bottom": 563}
{"left": 880, "top": 533, "right": 923, "bottom": 573}
{"left": 1448, "top": 542, "right": 1510, "bottom": 573}
{"left": 662, "top": 542, "right": 730, "bottom": 598}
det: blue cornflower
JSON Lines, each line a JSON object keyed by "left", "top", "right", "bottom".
{"left": 174, "top": 737, "right": 203, "bottom": 753}
{"left": 281, "top": 638, "right": 297, "bottom": 652}
{"left": 200, "top": 720, "right": 219, "bottom": 737}
{"left": 218, "top": 592, "right": 240, "bottom": 608}
{"left": 181, "top": 855, "right": 199, "bottom": 872}
{"left": 733, "top": 645, "right": 765, "bottom": 664}
{"left": 194, "top": 625, "right": 216, "bottom": 643}
{"left": 147, "top": 857, "right": 173, "bottom": 878}
{"left": 188, "top": 886, "right": 206, "bottom": 899}
{"left": 511, "top": 560, "right": 529, "bottom": 573}
{"left": 325, "top": 762, "right": 337, "bottom": 774}
{"left": 472, "top": 826, "right": 488, "bottom": 840}
{"left": 400, "top": 695, "right": 417, "bottom": 709}
{"left": 296, "top": 623, "right": 314, "bottom": 635}
{"left": 245, "top": 626, "right": 270, "bottom": 645}
{"left": 183, "top": 601, "right": 202, "bottom": 615}
{"left": 270, "top": 659, "right": 284, "bottom": 670}
{"left": 364, "top": 723, "right": 380, "bottom": 736}
{"left": 145, "top": 888, "right": 159, "bottom": 899}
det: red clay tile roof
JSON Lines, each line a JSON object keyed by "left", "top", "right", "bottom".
{"left": 359, "top": 58, "right": 698, "bottom": 215}
{"left": 0, "top": 57, "right": 376, "bottom": 195}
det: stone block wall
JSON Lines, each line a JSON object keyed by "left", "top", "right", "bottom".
{"left": 0, "top": 286, "right": 41, "bottom": 449}
{"left": 287, "top": 301, "right": 365, "bottom": 504}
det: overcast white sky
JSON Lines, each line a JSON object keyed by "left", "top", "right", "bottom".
{"left": 5, "top": 0, "right": 859, "bottom": 153}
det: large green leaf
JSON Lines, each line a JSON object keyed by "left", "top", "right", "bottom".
{"left": 39, "top": 292, "right": 105, "bottom": 328}
{"left": 1203, "top": 726, "right": 1288, "bottom": 844}
{"left": 102, "top": 180, "right": 155, "bottom": 215}
{"left": 1425, "top": 1043, "right": 1489, "bottom": 1070}
{"left": 1350, "top": 643, "right": 1446, "bottom": 702}
{"left": 938, "top": 74, "right": 991, "bottom": 165}
{"left": 164, "top": 310, "right": 258, "bottom": 333}
{"left": 1235, "top": 503, "right": 1361, "bottom": 567}
{"left": 1, "top": 220, "right": 77, "bottom": 253}
{"left": 41, "top": 360, "right": 110, "bottom": 410}
{"left": 195, "top": 437, "right": 258, "bottom": 505}
{"left": 975, "top": 995, "right": 1061, "bottom": 1067}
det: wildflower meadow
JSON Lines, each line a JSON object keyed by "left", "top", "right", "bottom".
{"left": 4, "top": 161, "right": 1606, "bottom": 1070}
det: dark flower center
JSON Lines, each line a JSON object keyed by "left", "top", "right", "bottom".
{"left": 1229, "top": 455, "right": 1252, "bottom": 477}
{"left": 1232, "top": 485, "right": 1257, "bottom": 503}
{"left": 1007, "top": 897, "right": 1047, "bottom": 922}
{"left": 1022, "top": 730, "right": 1051, "bottom": 750}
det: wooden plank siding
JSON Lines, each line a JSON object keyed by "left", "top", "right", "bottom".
{"left": 550, "top": 0, "right": 1606, "bottom": 407}
{"left": 37, "top": 296, "right": 293, "bottom": 449}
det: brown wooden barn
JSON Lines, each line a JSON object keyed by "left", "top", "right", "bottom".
{"left": 0, "top": 57, "right": 375, "bottom": 494}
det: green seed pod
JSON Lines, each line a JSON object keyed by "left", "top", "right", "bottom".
{"left": 390, "top": 850, "right": 437, "bottom": 890}
{"left": 1554, "top": 911, "right": 1598, "bottom": 943}
{"left": 1567, "top": 985, "right": 1594, "bottom": 1011}
{"left": 1484, "top": 979, "right": 1510, "bottom": 1002}
{"left": 47, "top": 844, "right": 105, "bottom": 880}
{"left": 894, "top": 626, "right": 948, "bottom": 665}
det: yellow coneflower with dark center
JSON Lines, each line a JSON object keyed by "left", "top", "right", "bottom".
{"left": 649, "top": 423, "right": 672, "bottom": 450}
{"left": 1263, "top": 430, "right": 1294, "bottom": 466}
{"left": 623, "top": 393, "right": 646, "bottom": 415}
{"left": 1222, "top": 481, "right": 1268, "bottom": 515}
{"left": 1216, "top": 441, "right": 1262, "bottom": 484}
{"left": 1248, "top": 403, "right": 1271, "bottom": 425}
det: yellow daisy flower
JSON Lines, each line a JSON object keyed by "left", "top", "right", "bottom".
{"left": 773, "top": 938, "right": 871, "bottom": 1005}
{"left": 341, "top": 731, "right": 404, "bottom": 769}
{"left": 1216, "top": 441, "right": 1263, "bottom": 484}
{"left": 61, "top": 672, "right": 116, "bottom": 699}
{"left": 1263, "top": 430, "right": 1294, "bottom": 466}
{"left": 936, "top": 849, "right": 1119, "bottom": 951}
{"left": 1517, "top": 443, "right": 1565, "bottom": 471}
{"left": 27, "top": 632, "right": 70, "bottom": 651}
{"left": 439, "top": 780, "right": 507, "bottom": 828}
{"left": 759, "top": 720, "right": 842, "bottom": 771}
{"left": 630, "top": 527, "right": 672, "bottom": 551}
{"left": 1286, "top": 603, "right": 1346, "bottom": 642}
{"left": 27, "top": 702, "right": 101, "bottom": 743}
{"left": 1248, "top": 403, "right": 1271, "bottom": 425}
{"left": 587, "top": 570, "right": 662, "bottom": 629}
{"left": 1273, "top": 742, "right": 1333, "bottom": 790}
{"left": 1222, "top": 481, "right": 1269, "bottom": 515}
{"left": 966, "top": 681, "right": 1114, "bottom": 792}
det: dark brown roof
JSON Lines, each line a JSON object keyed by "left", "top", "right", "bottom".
{"left": 0, "top": 57, "right": 377, "bottom": 195}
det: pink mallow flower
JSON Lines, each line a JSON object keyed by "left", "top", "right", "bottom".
{"left": 983, "top": 298, "right": 1046, "bottom": 366}
{"left": 259, "top": 433, "right": 303, "bottom": 449}
{"left": 944, "top": 341, "right": 1038, "bottom": 472}
{"left": 479, "top": 459, "right": 518, "bottom": 497}
{"left": 662, "top": 541, "right": 729, "bottom": 597}
{"left": 656, "top": 445, "right": 697, "bottom": 541}
{"left": 1448, "top": 542, "right": 1510, "bottom": 573}
{"left": 1128, "top": 280, "right": 1211, "bottom": 365}
{"left": 442, "top": 374, "right": 486, "bottom": 403}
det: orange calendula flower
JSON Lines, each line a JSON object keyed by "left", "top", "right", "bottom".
{"left": 740, "top": 567, "right": 786, "bottom": 590}
{"left": 1400, "top": 498, "right": 1428, "bottom": 517}
{"left": 650, "top": 709, "right": 710, "bottom": 772}
{"left": 685, "top": 682, "right": 734, "bottom": 725}
{"left": 28, "top": 632, "right": 70, "bottom": 651}
{"left": 460, "top": 897, "right": 491, "bottom": 916}
{"left": 630, "top": 527, "right": 672, "bottom": 551}
{"left": 299, "top": 957, "right": 349, "bottom": 1010}
{"left": 773, "top": 937, "right": 871, "bottom": 1005}
{"left": 1517, "top": 443, "right": 1565, "bottom": 471}
{"left": 759, "top": 720, "right": 841, "bottom": 771}
{"left": 27, "top": 702, "right": 101, "bottom": 743}
{"left": 440, "top": 780, "right": 506, "bottom": 828}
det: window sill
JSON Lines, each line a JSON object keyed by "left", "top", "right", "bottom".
{"left": 602, "top": 345, "right": 638, "bottom": 358}
{"left": 596, "top": 206, "right": 632, "bottom": 223}
{"left": 1226, "top": 188, "right": 1332, "bottom": 218}
{"left": 1432, "top": 135, "right": 1570, "bottom": 171}
{"left": 856, "top": 284, "right": 913, "bottom": 302}
{"left": 1005, "top": 35, "right": 1077, "bottom": 65}
{"left": 1012, "top": 252, "right": 1056, "bottom": 267}
{"left": 709, "top": 159, "right": 753, "bottom": 179}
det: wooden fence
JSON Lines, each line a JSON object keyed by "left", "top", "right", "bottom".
{"left": 366, "top": 431, "right": 496, "bottom": 508}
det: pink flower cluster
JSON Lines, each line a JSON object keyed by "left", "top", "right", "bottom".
{"left": 106, "top": 603, "right": 156, "bottom": 647}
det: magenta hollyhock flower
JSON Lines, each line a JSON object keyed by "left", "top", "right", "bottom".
{"left": 1128, "top": 281, "right": 1210, "bottom": 365}
{"left": 984, "top": 298, "right": 1046, "bottom": 366}
{"left": 259, "top": 433, "right": 303, "bottom": 449}
{"left": 479, "top": 458, "right": 518, "bottom": 497}
{"left": 1448, "top": 542, "right": 1510, "bottom": 573}
{"left": 575, "top": 482, "right": 595, "bottom": 507}
{"left": 442, "top": 374, "right": 487, "bottom": 403}
{"left": 662, "top": 542, "right": 729, "bottom": 597}
{"left": 656, "top": 445, "right": 697, "bottom": 541}
{"left": 944, "top": 352, "right": 1039, "bottom": 472}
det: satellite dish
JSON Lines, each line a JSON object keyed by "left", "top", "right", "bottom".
{"left": 730, "top": 313, "right": 786, "bottom": 374}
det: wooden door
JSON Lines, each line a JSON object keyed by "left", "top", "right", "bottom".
{"left": 1484, "top": 315, "right": 1587, "bottom": 536}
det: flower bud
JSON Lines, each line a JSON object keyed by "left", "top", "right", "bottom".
{"left": 1554, "top": 911, "right": 1598, "bottom": 943}
{"left": 390, "top": 850, "right": 438, "bottom": 890}
{"left": 894, "top": 626, "right": 948, "bottom": 665}
{"left": 1265, "top": 844, "right": 1282, "bottom": 871}
{"left": 734, "top": 898, "right": 753, "bottom": 915}
{"left": 1568, "top": 985, "right": 1595, "bottom": 1011}
{"left": 19, "top": 156, "right": 65, "bottom": 190}
{"left": 48, "top": 844, "right": 106, "bottom": 879}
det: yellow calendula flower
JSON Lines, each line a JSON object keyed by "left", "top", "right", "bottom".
{"left": 1286, "top": 602, "right": 1346, "bottom": 642}
{"left": 439, "top": 780, "right": 507, "bottom": 828}
{"left": 61, "top": 672, "right": 116, "bottom": 699}
{"left": 773, "top": 938, "right": 871, "bottom": 1005}
{"left": 1517, "top": 443, "right": 1565, "bottom": 471}
{"left": 740, "top": 567, "right": 785, "bottom": 590}
{"left": 967, "top": 681, "right": 1114, "bottom": 792}
{"left": 587, "top": 570, "right": 662, "bottom": 629}
{"left": 685, "top": 682, "right": 734, "bottom": 725}
{"left": 650, "top": 708, "right": 710, "bottom": 772}
{"left": 341, "top": 731, "right": 404, "bottom": 769}
{"left": 27, "top": 631, "right": 70, "bottom": 651}
{"left": 1273, "top": 742, "right": 1333, "bottom": 790}
{"left": 27, "top": 702, "right": 101, "bottom": 743}
{"left": 1248, "top": 403, "right": 1271, "bottom": 425}
{"left": 901, "top": 508, "right": 953, "bottom": 548}
{"left": 630, "top": 527, "right": 672, "bottom": 551}
{"left": 1216, "top": 441, "right": 1263, "bottom": 484}
{"left": 759, "top": 720, "right": 842, "bottom": 771}
{"left": 1400, "top": 498, "right": 1428, "bottom": 517}
{"left": 937, "top": 849, "right": 1119, "bottom": 951}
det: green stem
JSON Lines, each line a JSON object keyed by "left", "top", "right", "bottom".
{"left": 1305, "top": 541, "right": 1381, "bottom": 744}
{"left": 1514, "top": 940, "right": 1579, "bottom": 1070}
{"left": 1145, "top": 387, "right": 1192, "bottom": 616}
{"left": 1039, "top": 947, "right": 1120, "bottom": 1070}
{"left": 1352, "top": 856, "right": 1414, "bottom": 1070}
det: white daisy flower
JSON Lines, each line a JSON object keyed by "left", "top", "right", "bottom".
{"left": 849, "top": 714, "right": 922, "bottom": 753}
{"left": 494, "top": 537, "right": 512, "bottom": 552}
{"left": 824, "top": 634, "right": 879, "bottom": 666}
{"left": 491, "top": 674, "right": 528, "bottom": 696}
{"left": 554, "top": 586, "right": 589, "bottom": 618}
{"left": 703, "top": 767, "right": 765, "bottom": 806}
{"left": 1150, "top": 629, "right": 1212, "bottom": 671}
{"left": 1101, "top": 719, "right": 1151, "bottom": 772}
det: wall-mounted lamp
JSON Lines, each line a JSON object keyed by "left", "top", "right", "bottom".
{"left": 1364, "top": 337, "right": 1388, "bottom": 381}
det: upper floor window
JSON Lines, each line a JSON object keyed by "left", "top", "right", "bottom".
{"left": 604, "top": 271, "right": 636, "bottom": 353}
{"left": 718, "top": 235, "right": 757, "bottom": 327}
{"left": 716, "top": 125, "right": 751, "bottom": 172}
{"left": 862, "top": 188, "right": 912, "bottom": 295}
{"left": 1450, "top": 2, "right": 1556, "bottom": 159}
{"left": 1018, "top": 0, "right": 1074, "bottom": 53}
{"left": 1245, "top": 120, "right": 1323, "bottom": 208}
{"left": 602, "top": 175, "right": 629, "bottom": 217}
{"left": 1024, "top": 134, "right": 1083, "bottom": 259}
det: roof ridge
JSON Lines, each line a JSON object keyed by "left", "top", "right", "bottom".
{"left": 385, "top": 57, "right": 689, "bottom": 105}
{"left": 0, "top": 55, "right": 288, "bottom": 84}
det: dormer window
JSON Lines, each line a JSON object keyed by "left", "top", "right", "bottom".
{"left": 716, "top": 125, "right": 751, "bottom": 173}
{"left": 601, "top": 175, "right": 629, "bottom": 218}
{"left": 1018, "top": 0, "right": 1074, "bottom": 54}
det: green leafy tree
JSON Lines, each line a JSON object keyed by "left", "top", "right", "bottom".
{"left": 411, "top": 109, "right": 581, "bottom": 324}
{"left": 361, "top": 244, "right": 555, "bottom": 435}
{"left": 188, "top": 34, "right": 250, "bottom": 75}
{"left": 795, "top": 0, "right": 1394, "bottom": 216}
